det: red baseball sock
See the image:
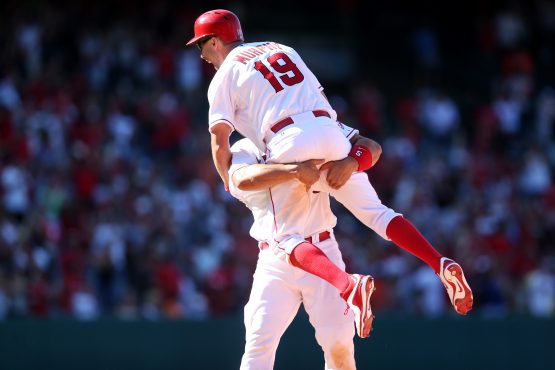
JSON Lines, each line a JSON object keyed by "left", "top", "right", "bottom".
{"left": 289, "top": 242, "right": 352, "bottom": 296}
{"left": 386, "top": 216, "right": 442, "bottom": 273}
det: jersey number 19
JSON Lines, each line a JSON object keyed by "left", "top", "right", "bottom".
{"left": 254, "top": 52, "right": 304, "bottom": 93}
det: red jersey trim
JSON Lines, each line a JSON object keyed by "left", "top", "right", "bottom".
{"left": 208, "top": 119, "right": 235, "bottom": 132}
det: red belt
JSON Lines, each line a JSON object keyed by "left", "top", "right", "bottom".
{"left": 270, "top": 110, "right": 331, "bottom": 133}
{"left": 259, "top": 231, "right": 331, "bottom": 250}
{"left": 307, "top": 230, "right": 331, "bottom": 243}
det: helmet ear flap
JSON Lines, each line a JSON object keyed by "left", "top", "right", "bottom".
{"left": 186, "top": 9, "right": 243, "bottom": 46}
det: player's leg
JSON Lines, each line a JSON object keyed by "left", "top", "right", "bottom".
{"left": 300, "top": 239, "right": 357, "bottom": 370}
{"left": 267, "top": 119, "right": 446, "bottom": 278}
{"left": 289, "top": 241, "right": 352, "bottom": 294}
{"left": 385, "top": 215, "right": 442, "bottom": 272}
{"left": 269, "top": 234, "right": 365, "bottom": 317}
{"left": 240, "top": 249, "right": 302, "bottom": 370}
{"left": 321, "top": 172, "right": 442, "bottom": 270}
{"left": 386, "top": 216, "right": 471, "bottom": 314}
{"left": 322, "top": 172, "right": 473, "bottom": 315}
{"left": 271, "top": 232, "right": 375, "bottom": 339}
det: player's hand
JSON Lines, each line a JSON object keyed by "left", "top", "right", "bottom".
{"left": 295, "top": 159, "right": 324, "bottom": 191}
{"left": 320, "top": 157, "right": 358, "bottom": 189}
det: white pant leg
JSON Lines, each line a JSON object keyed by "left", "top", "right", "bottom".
{"left": 300, "top": 239, "right": 356, "bottom": 370}
{"left": 315, "top": 172, "right": 401, "bottom": 240}
{"left": 240, "top": 250, "right": 303, "bottom": 370}
{"left": 265, "top": 117, "right": 351, "bottom": 257}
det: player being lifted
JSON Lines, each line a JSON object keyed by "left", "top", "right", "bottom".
{"left": 186, "top": 9, "right": 473, "bottom": 336}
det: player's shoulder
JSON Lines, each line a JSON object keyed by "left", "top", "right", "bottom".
{"left": 240, "top": 41, "right": 285, "bottom": 49}
{"left": 208, "top": 56, "right": 238, "bottom": 96}
{"left": 234, "top": 41, "right": 296, "bottom": 58}
{"left": 208, "top": 66, "right": 229, "bottom": 96}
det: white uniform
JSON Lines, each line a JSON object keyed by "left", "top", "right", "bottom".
{"left": 209, "top": 42, "right": 337, "bottom": 152}
{"left": 229, "top": 123, "right": 400, "bottom": 370}
{"left": 209, "top": 41, "right": 398, "bottom": 260}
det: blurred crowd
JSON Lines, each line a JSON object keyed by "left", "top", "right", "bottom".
{"left": 0, "top": 1, "right": 554, "bottom": 320}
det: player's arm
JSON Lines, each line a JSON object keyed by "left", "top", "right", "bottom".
{"left": 210, "top": 122, "right": 234, "bottom": 190}
{"left": 232, "top": 159, "right": 324, "bottom": 191}
{"left": 320, "top": 133, "right": 382, "bottom": 190}
{"left": 351, "top": 133, "right": 382, "bottom": 166}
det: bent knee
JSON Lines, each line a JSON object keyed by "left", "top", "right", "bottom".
{"left": 328, "top": 340, "right": 356, "bottom": 370}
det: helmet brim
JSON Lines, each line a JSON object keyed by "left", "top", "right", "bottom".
{"left": 186, "top": 34, "right": 214, "bottom": 46}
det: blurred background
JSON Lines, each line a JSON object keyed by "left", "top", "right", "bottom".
{"left": 0, "top": 0, "right": 554, "bottom": 369}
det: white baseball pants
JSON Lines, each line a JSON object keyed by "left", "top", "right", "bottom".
{"left": 240, "top": 237, "right": 356, "bottom": 370}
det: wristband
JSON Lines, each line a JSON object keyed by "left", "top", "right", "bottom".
{"left": 348, "top": 145, "right": 373, "bottom": 171}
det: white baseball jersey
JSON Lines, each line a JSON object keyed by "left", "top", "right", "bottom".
{"left": 208, "top": 41, "right": 337, "bottom": 152}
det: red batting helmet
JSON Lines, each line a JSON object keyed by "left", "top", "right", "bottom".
{"left": 186, "top": 9, "right": 244, "bottom": 46}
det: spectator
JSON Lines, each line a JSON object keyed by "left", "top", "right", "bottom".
{"left": 0, "top": 1, "right": 552, "bottom": 321}
{"left": 524, "top": 256, "right": 555, "bottom": 317}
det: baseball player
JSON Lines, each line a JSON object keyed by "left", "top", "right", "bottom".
{"left": 186, "top": 9, "right": 473, "bottom": 321}
{"left": 230, "top": 122, "right": 372, "bottom": 369}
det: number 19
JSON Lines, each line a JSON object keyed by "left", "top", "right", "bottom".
{"left": 254, "top": 52, "right": 305, "bottom": 92}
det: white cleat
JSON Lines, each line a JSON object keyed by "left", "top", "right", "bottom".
{"left": 345, "top": 274, "right": 376, "bottom": 338}
{"left": 438, "top": 257, "right": 474, "bottom": 315}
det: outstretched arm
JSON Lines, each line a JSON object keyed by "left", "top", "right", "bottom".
{"left": 210, "top": 122, "right": 233, "bottom": 190}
